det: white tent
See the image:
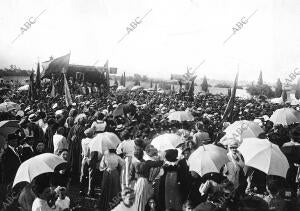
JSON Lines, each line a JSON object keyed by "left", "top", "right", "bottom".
{"left": 18, "top": 84, "right": 29, "bottom": 91}
{"left": 116, "top": 86, "right": 127, "bottom": 92}
{"left": 270, "top": 97, "right": 283, "bottom": 104}
{"left": 131, "top": 85, "right": 143, "bottom": 91}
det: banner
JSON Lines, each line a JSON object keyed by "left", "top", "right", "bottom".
{"left": 42, "top": 53, "right": 71, "bottom": 78}
{"left": 223, "top": 72, "right": 239, "bottom": 122}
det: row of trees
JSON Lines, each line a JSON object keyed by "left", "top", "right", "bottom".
{"left": 0, "top": 65, "right": 31, "bottom": 77}
{"left": 246, "top": 70, "right": 300, "bottom": 99}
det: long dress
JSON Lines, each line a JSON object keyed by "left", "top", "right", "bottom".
{"left": 134, "top": 160, "right": 163, "bottom": 211}
{"left": 99, "top": 152, "right": 124, "bottom": 211}
{"left": 159, "top": 164, "right": 182, "bottom": 211}
{"left": 67, "top": 124, "right": 85, "bottom": 183}
{"left": 134, "top": 177, "right": 153, "bottom": 211}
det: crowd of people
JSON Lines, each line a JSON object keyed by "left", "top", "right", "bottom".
{"left": 1, "top": 80, "right": 300, "bottom": 211}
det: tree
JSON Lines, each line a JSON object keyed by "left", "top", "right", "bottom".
{"left": 123, "top": 72, "right": 126, "bottom": 86}
{"left": 150, "top": 80, "right": 153, "bottom": 88}
{"left": 201, "top": 76, "right": 208, "bottom": 92}
{"left": 188, "top": 79, "right": 195, "bottom": 98}
{"left": 120, "top": 74, "right": 124, "bottom": 86}
{"left": 228, "top": 88, "right": 231, "bottom": 96}
{"left": 257, "top": 70, "right": 263, "bottom": 86}
{"left": 142, "top": 75, "right": 149, "bottom": 82}
{"left": 134, "top": 80, "right": 140, "bottom": 86}
{"left": 133, "top": 73, "right": 142, "bottom": 81}
{"left": 246, "top": 84, "right": 275, "bottom": 98}
{"left": 178, "top": 80, "right": 182, "bottom": 93}
{"left": 114, "top": 77, "right": 118, "bottom": 87}
{"left": 295, "top": 78, "right": 300, "bottom": 100}
{"left": 282, "top": 89, "right": 287, "bottom": 102}
{"left": 275, "top": 78, "right": 283, "bottom": 97}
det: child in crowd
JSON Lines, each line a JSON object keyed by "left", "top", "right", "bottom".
{"left": 55, "top": 186, "right": 70, "bottom": 211}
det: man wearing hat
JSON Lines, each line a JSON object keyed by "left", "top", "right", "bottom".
{"left": 91, "top": 112, "right": 107, "bottom": 134}
{"left": 1, "top": 134, "right": 22, "bottom": 185}
{"left": 178, "top": 144, "right": 192, "bottom": 202}
{"left": 193, "top": 121, "right": 211, "bottom": 147}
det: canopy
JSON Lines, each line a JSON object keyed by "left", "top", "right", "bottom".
{"left": 270, "top": 107, "right": 300, "bottom": 126}
{"left": 238, "top": 138, "right": 289, "bottom": 178}
{"left": 0, "top": 120, "right": 20, "bottom": 138}
{"left": 188, "top": 144, "right": 229, "bottom": 177}
{"left": 168, "top": 111, "right": 194, "bottom": 122}
{"left": 0, "top": 101, "right": 21, "bottom": 112}
{"left": 151, "top": 133, "right": 184, "bottom": 151}
{"left": 222, "top": 120, "right": 264, "bottom": 144}
{"left": 13, "top": 153, "right": 66, "bottom": 187}
{"left": 89, "top": 132, "right": 121, "bottom": 153}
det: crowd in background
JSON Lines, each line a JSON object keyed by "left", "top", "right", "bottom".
{"left": 1, "top": 82, "right": 300, "bottom": 211}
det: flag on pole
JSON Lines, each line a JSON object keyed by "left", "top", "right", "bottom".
{"left": 36, "top": 62, "right": 41, "bottom": 91}
{"left": 50, "top": 82, "right": 55, "bottom": 97}
{"left": 188, "top": 76, "right": 197, "bottom": 97}
{"left": 41, "top": 53, "right": 70, "bottom": 78}
{"left": 295, "top": 78, "right": 300, "bottom": 100}
{"left": 104, "top": 60, "right": 109, "bottom": 88}
{"left": 28, "top": 70, "right": 35, "bottom": 100}
{"left": 120, "top": 74, "right": 124, "bottom": 86}
{"left": 281, "top": 89, "right": 287, "bottom": 102}
{"left": 41, "top": 58, "right": 53, "bottom": 77}
{"left": 223, "top": 72, "right": 239, "bottom": 122}
{"left": 123, "top": 72, "right": 126, "bottom": 87}
{"left": 63, "top": 69, "right": 72, "bottom": 106}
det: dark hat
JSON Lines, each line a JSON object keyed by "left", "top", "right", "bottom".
{"left": 165, "top": 149, "right": 178, "bottom": 162}
{"left": 134, "top": 138, "right": 145, "bottom": 148}
{"left": 47, "top": 117, "right": 55, "bottom": 124}
{"left": 37, "top": 111, "right": 46, "bottom": 119}
{"left": 33, "top": 174, "right": 51, "bottom": 196}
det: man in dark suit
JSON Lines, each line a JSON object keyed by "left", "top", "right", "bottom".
{"left": 178, "top": 145, "right": 192, "bottom": 203}
{"left": 19, "top": 137, "right": 35, "bottom": 162}
{"left": 1, "top": 133, "right": 22, "bottom": 185}
{"left": 0, "top": 133, "right": 22, "bottom": 206}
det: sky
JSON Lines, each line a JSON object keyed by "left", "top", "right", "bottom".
{"left": 0, "top": 0, "right": 300, "bottom": 83}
